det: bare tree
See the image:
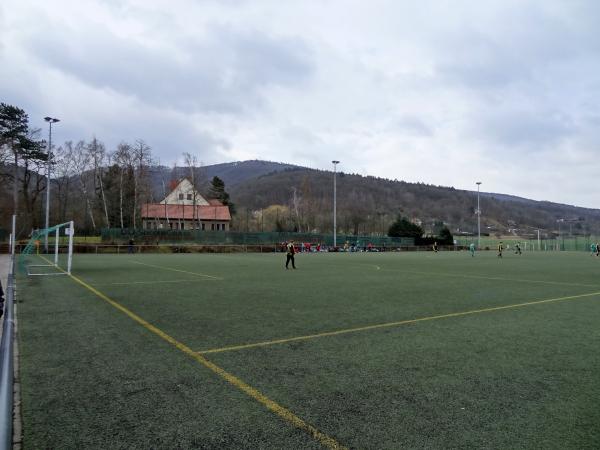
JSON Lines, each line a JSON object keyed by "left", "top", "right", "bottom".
{"left": 112, "top": 142, "right": 133, "bottom": 229}
{"left": 183, "top": 152, "right": 202, "bottom": 229}
{"left": 158, "top": 160, "right": 170, "bottom": 229}
{"left": 88, "top": 137, "right": 110, "bottom": 227}
{"left": 53, "top": 142, "right": 76, "bottom": 223}
{"left": 291, "top": 186, "right": 302, "bottom": 232}
{"left": 131, "top": 140, "right": 152, "bottom": 229}
{"left": 71, "top": 140, "right": 97, "bottom": 230}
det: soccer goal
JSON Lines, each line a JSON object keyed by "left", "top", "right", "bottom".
{"left": 22, "top": 221, "right": 74, "bottom": 276}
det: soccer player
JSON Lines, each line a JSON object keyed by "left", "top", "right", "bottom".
{"left": 469, "top": 242, "right": 475, "bottom": 257}
{"left": 433, "top": 241, "right": 438, "bottom": 253}
{"left": 515, "top": 243, "right": 522, "bottom": 255}
{"left": 285, "top": 240, "right": 296, "bottom": 269}
{"left": 497, "top": 241, "right": 503, "bottom": 258}
{"left": 591, "top": 243, "right": 596, "bottom": 256}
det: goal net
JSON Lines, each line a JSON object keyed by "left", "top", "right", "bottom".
{"left": 21, "top": 221, "right": 74, "bottom": 276}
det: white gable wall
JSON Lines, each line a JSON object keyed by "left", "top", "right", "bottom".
{"left": 160, "top": 178, "right": 209, "bottom": 205}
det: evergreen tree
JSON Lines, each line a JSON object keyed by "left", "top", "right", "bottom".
{"left": 388, "top": 216, "right": 423, "bottom": 239}
{"left": 0, "top": 103, "right": 47, "bottom": 224}
{"left": 208, "top": 176, "right": 235, "bottom": 214}
{"left": 438, "top": 226, "right": 454, "bottom": 245}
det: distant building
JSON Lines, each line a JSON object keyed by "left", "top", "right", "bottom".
{"left": 141, "top": 178, "right": 231, "bottom": 231}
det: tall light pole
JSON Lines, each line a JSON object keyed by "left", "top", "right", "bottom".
{"left": 44, "top": 116, "right": 60, "bottom": 252}
{"left": 557, "top": 219, "right": 563, "bottom": 251}
{"left": 332, "top": 160, "right": 340, "bottom": 248}
{"left": 476, "top": 181, "right": 482, "bottom": 249}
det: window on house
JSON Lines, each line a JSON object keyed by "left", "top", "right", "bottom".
{"left": 178, "top": 193, "right": 184, "bottom": 200}
{"left": 201, "top": 223, "right": 205, "bottom": 230}
{"left": 187, "top": 194, "right": 192, "bottom": 200}
{"left": 211, "top": 223, "right": 215, "bottom": 230}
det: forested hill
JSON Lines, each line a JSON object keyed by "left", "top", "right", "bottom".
{"left": 224, "top": 164, "right": 600, "bottom": 237}
{"left": 147, "top": 160, "right": 301, "bottom": 197}
{"left": 3, "top": 157, "right": 599, "bottom": 237}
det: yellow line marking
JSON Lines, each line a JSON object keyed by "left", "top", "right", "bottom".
{"left": 129, "top": 260, "right": 223, "bottom": 280}
{"left": 92, "top": 279, "right": 219, "bottom": 286}
{"left": 375, "top": 266, "right": 600, "bottom": 289}
{"left": 61, "top": 270, "right": 344, "bottom": 449}
{"left": 199, "top": 290, "right": 600, "bottom": 354}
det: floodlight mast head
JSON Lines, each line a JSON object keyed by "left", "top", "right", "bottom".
{"left": 44, "top": 117, "right": 60, "bottom": 124}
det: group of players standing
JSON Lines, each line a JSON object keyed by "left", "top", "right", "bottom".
{"left": 466, "top": 241, "right": 522, "bottom": 258}
{"left": 285, "top": 239, "right": 600, "bottom": 269}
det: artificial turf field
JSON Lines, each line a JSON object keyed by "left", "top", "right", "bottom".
{"left": 16, "top": 251, "right": 600, "bottom": 449}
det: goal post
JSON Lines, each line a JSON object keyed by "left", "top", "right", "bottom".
{"left": 22, "top": 221, "right": 74, "bottom": 276}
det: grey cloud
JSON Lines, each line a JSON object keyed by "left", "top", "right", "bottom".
{"left": 74, "top": 115, "right": 230, "bottom": 164}
{"left": 433, "top": 4, "right": 600, "bottom": 90}
{"left": 468, "top": 108, "right": 575, "bottom": 149}
{"left": 281, "top": 125, "right": 323, "bottom": 146}
{"left": 435, "top": 33, "right": 528, "bottom": 89}
{"left": 393, "top": 116, "right": 433, "bottom": 137}
{"left": 25, "top": 22, "right": 314, "bottom": 115}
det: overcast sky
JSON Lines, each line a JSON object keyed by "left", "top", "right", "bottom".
{"left": 2, "top": 0, "right": 599, "bottom": 207}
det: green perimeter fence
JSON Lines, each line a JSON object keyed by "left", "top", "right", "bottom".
{"left": 455, "top": 235, "right": 600, "bottom": 252}
{"left": 100, "top": 228, "right": 414, "bottom": 248}
{"left": 7, "top": 232, "right": 599, "bottom": 254}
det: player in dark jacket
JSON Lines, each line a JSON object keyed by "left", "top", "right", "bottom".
{"left": 285, "top": 241, "right": 296, "bottom": 269}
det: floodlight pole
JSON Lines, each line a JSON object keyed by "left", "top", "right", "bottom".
{"left": 44, "top": 117, "right": 60, "bottom": 253}
{"left": 476, "top": 181, "right": 482, "bottom": 249}
{"left": 332, "top": 160, "right": 340, "bottom": 248}
{"left": 557, "top": 219, "right": 563, "bottom": 251}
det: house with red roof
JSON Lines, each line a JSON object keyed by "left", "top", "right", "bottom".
{"left": 141, "top": 178, "right": 231, "bottom": 231}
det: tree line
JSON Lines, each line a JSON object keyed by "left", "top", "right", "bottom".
{"left": 0, "top": 103, "right": 231, "bottom": 237}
